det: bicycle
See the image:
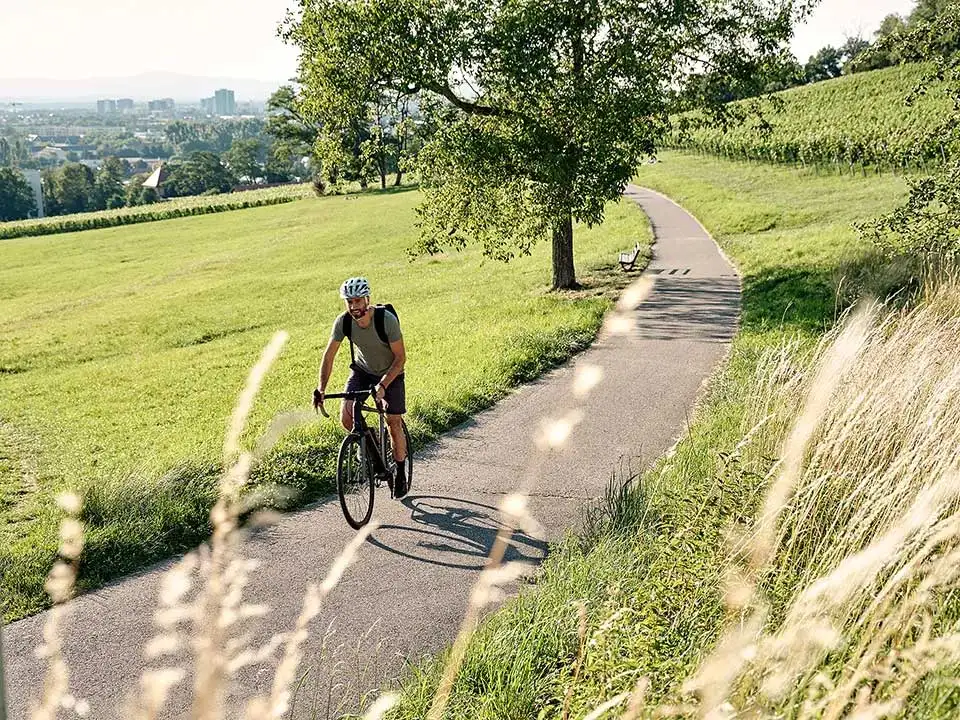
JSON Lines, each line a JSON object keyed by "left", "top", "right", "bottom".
{"left": 315, "top": 390, "right": 413, "bottom": 529}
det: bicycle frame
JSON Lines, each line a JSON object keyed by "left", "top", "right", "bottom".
{"left": 318, "top": 391, "right": 391, "bottom": 479}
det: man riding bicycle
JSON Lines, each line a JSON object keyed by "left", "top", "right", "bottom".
{"left": 314, "top": 276, "right": 409, "bottom": 497}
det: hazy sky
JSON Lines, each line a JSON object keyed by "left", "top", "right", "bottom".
{"left": 0, "top": 0, "right": 919, "bottom": 82}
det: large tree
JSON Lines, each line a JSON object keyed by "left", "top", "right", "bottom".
{"left": 0, "top": 167, "right": 37, "bottom": 221}
{"left": 94, "top": 156, "right": 128, "bottom": 210}
{"left": 226, "top": 138, "right": 265, "bottom": 183}
{"left": 45, "top": 163, "right": 96, "bottom": 215}
{"left": 804, "top": 45, "right": 844, "bottom": 83}
{"left": 284, "top": 0, "right": 814, "bottom": 289}
{"left": 163, "top": 151, "right": 236, "bottom": 197}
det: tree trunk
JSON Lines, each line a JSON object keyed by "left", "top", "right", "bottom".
{"left": 394, "top": 168, "right": 403, "bottom": 186}
{"left": 379, "top": 145, "right": 387, "bottom": 189}
{"left": 551, "top": 215, "right": 578, "bottom": 290}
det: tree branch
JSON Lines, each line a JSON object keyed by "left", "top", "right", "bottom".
{"left": 426, "top": 82, "right": 504, "bottom": 116}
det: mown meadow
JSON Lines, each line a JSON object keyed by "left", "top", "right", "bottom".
{"left": 0, "top": 186, "right": 652, "bottom": 620}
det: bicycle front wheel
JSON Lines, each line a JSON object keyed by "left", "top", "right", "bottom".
{"left": 337, "top": 434, "right": 375, "bottom": 529}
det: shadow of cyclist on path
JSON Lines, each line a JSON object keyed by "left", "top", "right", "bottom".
{"left": 366, "top": 494, "right": 548, "bottom": 571}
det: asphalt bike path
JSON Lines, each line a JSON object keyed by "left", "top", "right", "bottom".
{"left": 3, "top": 186, "right": 740, "bottom": 718}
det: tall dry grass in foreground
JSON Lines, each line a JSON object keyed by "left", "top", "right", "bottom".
{"left": 628, "top": 276, "right": 960, "bottom": 718}
{"left": 19, "top": 332, "right": 397, "bottom": 720}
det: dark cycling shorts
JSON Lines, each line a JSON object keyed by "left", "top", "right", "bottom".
{"left": 345, "top": 365, "right": 406, "bottom": 415}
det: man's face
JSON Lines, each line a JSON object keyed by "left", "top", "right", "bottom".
{"left": 346, "top": 296, "right": 370, "bottom": 319}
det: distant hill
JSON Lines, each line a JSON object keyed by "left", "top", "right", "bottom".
{"left": 0, "top": 72, "right": 288, "bottom": 103}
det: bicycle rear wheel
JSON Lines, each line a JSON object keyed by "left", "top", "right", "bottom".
{"left": 337, "top": 434, "right": 375, "bottom": 529}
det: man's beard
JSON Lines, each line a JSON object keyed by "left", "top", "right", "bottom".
{"left": 350, "top": 307, "right": 366, "bottom": 319}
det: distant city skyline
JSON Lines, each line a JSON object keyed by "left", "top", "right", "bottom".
{"left": 1, "top": 0, "right": 919, "bottom": 93}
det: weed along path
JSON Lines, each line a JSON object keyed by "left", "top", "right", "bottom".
{"left": 3, "top": 186, "right": 739, "bottom": 719}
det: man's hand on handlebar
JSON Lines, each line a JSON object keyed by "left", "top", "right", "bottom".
{"left": 313, "top": 388, "right": 329, "bottom": 417}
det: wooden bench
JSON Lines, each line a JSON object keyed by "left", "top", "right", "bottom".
{"left": 618, "top": 242, "right": 642, "bottom": 271}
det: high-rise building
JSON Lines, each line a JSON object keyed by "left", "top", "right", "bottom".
{"left": 116, "top": 98, "right": 134, "bottom": 112}
{"left": 22, "top": 169, "right": 44, "bottom": 218}
{"left": 201, "top": 97, "right": 215, "bottom": 115}
{"left": 97, "top": 99, "right": 116, "bottom": 114}
{"left": 148, "top": 98, "right": 175, "bottom": 112}
{"left": 214, "top": 88, "right": 236, "bottom": 116}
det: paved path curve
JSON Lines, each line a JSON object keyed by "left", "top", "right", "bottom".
{"left": 3, "top": 186, "right": 740, "bottom": 719}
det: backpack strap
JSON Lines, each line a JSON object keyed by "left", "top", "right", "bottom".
{"left": 373, "top": 306, "right": 387, "bottom": 346}
{"left": 373, "top": 305, "right": 398, "bottom": 345}
{"left": 338, "top": 311, "right": 356, "bottom": 364}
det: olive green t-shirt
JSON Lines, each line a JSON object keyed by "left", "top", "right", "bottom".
{"left": 332, "top": 310, "right": 402, "bottom": 376}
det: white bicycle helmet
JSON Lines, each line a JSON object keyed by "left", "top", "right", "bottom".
{"left": 339, "top": 276, "right": 370, "bottom": 299}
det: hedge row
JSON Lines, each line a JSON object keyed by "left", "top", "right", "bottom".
{"left": 1, "top": 184, "right": 315, "bottom": 240}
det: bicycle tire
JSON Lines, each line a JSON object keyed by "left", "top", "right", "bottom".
{"left": 337, "top": 434, "right": 375, "bottom": 529}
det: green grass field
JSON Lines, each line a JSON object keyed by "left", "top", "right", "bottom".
{"left": 0, "top": 187, "right": 652, "bottom": 621}
{"left": 381, "top": 151, "right": 915, "bottom": 719}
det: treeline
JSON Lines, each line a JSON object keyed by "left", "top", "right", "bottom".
{"left": 264, "top": 85, "right": 423, "bottom": 193}
{"left": 789, "top": 0, "right": 957, "bottom": 87}
{"left": 686, "top": 0, "right": 959, "bottom": 104}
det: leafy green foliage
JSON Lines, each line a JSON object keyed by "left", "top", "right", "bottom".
{"left": 858, "top": 0, "right": 960, "bottom": 260}
{"left": 93, "top": 156, "right": 128, "bottom": 210}
{"left": 163, "top": 151, "right": 236, "bottom": 197}
{"left": 0, "top": 183, "right": 313, "bottom": 240}
{"left": 225, "top": 138, "right": 266, "bottom": 182}
{"left": 0, "top": 167, "right": 37, "bottom": 221}
{"left": 164, "top": 118, "right": 265, "bottom": 156}
{"left": 44, "top": 162, "right": 96, "bottom": 215}
{"left": 284, "top": 0, "right": 813, "bottom": 288}
{"left": 670, "top": 64, "right": 954, "bottom": 170}
{"left": 804, "top": 45, "right": 844, "bottom": 83}
{"left": 266, "top": 85, "right": 323, "bottom": 186}
{"left": 860, "top": 161, "right": 960, "bottom": 258}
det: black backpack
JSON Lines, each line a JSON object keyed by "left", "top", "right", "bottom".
{"left": 339, "top": 304, "right": 399, "bottom": 364}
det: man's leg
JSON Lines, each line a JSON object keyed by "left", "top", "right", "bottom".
{"left": 386, "top": 414, "right": 407, "bottom": 462}
{"left": 340, "top": 401, "right": 354, "bottom": 433}
{"left": 341, "top": 367, "right": 375, "bottom": 432}
{"left": 384, "top": 374, "right": 407, "bottom": 463}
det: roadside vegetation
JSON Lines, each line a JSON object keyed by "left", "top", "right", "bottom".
{"left": 377, "top": 12, "right": 960, "bottom": 715}
{"left": 0, "top": 188, "right": 651, "bottom": 621}
{"left": 378, "top": 152, "right": 929, "bottom": 718}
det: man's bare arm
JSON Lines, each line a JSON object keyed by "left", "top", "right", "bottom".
{"left": 318, "top": 338, "right": 342, "bottom": 392}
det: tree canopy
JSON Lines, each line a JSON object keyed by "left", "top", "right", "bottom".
{"left": 164, "top": 152, "right": 236, "bottom": 198}
{"left": 285, "top": 0, "right": 815, "bottom": 288}
{"left": 859, "top": 0, "right": 960, "bottom": 259}
{"left": 0, "top": 167, "right": 37, "bottom": 221}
